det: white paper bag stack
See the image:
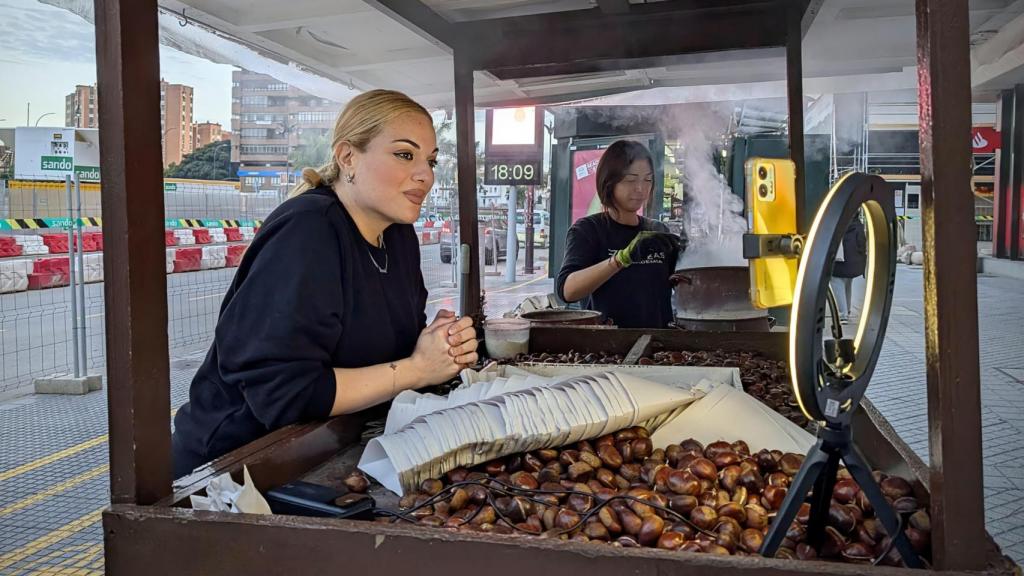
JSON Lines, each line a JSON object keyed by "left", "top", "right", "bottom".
{"left": 359, "top": 372, "right": 701, "bottom": 496}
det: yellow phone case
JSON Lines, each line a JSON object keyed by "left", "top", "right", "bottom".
{"left": 745, "top": 158, "right": 799, "bottom": 309}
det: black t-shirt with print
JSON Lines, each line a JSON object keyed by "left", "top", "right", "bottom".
{"left": 556, "top": 212, "right": 678, "bottom": 329}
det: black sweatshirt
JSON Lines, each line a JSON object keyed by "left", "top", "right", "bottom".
{"left": 171, "top": 186, "right": 427, "bottom": 477}
{"left": 556, "top": 213, "right": 676, "bottom": 329}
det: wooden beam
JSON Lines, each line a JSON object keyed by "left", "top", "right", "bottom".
{"left": 454, "top": 53, "right": 481, "bottom": 321}
{"left": 596, "top": 0, "right": 630, "bottom": 15}
{"left": 362, "top": 0, "right": 455, "bottom": 53}
{"left": 801, "top": 0, "right": 825, "bottom": 37}
{"left": 915, "top": 0, "right": 986, "bottom": 570}
{"left": 94, "top": 0, "right": 172, "bottom": 504}
{"left": 786, "top": 1, "right": 807, "bottom": 233}
{"left": 459, "top": 1, "right": 787, "bottom": 74}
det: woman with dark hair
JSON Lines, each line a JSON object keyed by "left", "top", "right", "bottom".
{"left": 556, "top": 140, "right": 684, "bottom": 328}
{"left": 831, "top": 216, "right": 867, "bottom": 323}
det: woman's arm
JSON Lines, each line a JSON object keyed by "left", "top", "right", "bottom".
{"left": 562, "top": 256, "right": 622, "bottom": 303}
{"left": 329, "top": 358, "right": 425, "bottom": 415}
{"left": 329, "top": 311, "right": 478, "bottom": 416}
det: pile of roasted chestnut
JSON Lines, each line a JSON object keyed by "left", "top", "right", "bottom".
{"left": 365, "top": 426, "right": 929, "bottom": 566}
{"left": 510, "top": 349, "right": 807, "bottom": 429}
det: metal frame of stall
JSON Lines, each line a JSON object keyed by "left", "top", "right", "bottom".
{"left": 96, "top": 0, "right": 991, "bottom": 573}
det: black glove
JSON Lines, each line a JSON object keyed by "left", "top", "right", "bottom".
{"left": 615, "top": 231, "right": 683, "bottom": 268}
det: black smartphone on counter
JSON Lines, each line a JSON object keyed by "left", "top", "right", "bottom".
{"left": 266, "top": 481, "right": 375, "bottom": 519}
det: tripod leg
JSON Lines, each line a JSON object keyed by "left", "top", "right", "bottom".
{"left": 761, "top": 439, "right": 830, "bottom": 557}
{"left": 806, "top": 449, "right": 841, "bottom": 549}
{"left": 842, "top": 445, "right": 924, "bottom": 569}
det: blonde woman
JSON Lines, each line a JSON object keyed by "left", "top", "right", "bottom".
{"left": 172, "top": 90, "right": 478, "bottom": 478}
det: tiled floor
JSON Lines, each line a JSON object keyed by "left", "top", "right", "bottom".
{"left": 0, "top": 264, "right": 1021, "bottom": 573}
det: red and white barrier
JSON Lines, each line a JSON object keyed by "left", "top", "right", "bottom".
{"left": 173, "top": 247, "right": 202, "bottom": 273}
{"left": 173, "top": 229, "right": 196, "bottom": 245}
{"left": 0, "top": 259, "right": 31, "bottom": 293}
{"left": 201, "top": 245, "right": 227, "bottom": 270}
{"left": 41, "top": 234, "right": 68, "bottom": 254}
{"left": 0, "top": 237, "right": 23, "bottom": 258}
{"left": 29, "top": 257, "right": 70, "bottom": 290}
{"left": 192, "top": 228, "right": 212, "bottom": 244}
{"left": 226, "top": 244, "right": 247, "bottom": 268}
{"left": 13, "top": 236, "right": 49, "bottom": 255}
{"left": 419, "top": 230, "right": 440, "bottom": 245}
{"left": 206, "top": 228, "right": 228, "bottom": 244}
{"left": 83, "top": 253, "right": 104, "bottom": 283}
{"left": 1, "top": 231, "right": 253, "bottom": 293}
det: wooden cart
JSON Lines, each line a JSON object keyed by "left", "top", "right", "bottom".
{"left": 95, "top": 0, "right": 1002, "bottom": 573}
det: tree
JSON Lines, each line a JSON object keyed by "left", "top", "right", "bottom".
{"left": 165, "top": 140, "right": 231, "bottom": 180}
{"left": 289, "top": 129, "right": 332, "bottom": 173}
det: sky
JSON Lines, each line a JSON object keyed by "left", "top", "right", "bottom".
{"left": 0, "top": 0, "right": 235, "bottom": 129}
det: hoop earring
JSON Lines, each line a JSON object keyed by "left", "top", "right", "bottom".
{"left": 345, "top": 173, "right": 355, "bottom": 184}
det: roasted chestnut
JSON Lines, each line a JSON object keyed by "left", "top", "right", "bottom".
{"left": 537, "top": 449, "right": 559, "bottom": 462}
{"left": 881, "top": 476, "right": 913, "bottom": 500}
{"left": 839, "top": 542, "right": 873, "bottom": 563}
{"left": 555, "top": 508, "right": 582, "bottom": 531}
{"left": 717, "top": 501, "right": 745, "bottom": 522}
{"left": 795, "top": 542, "right": 818, "bottom": 561}
{"left": 619, "top": 508, "right": 643, "bottom": 536}
{"left": 669, "top": 495, "right": 698, "bottom": 516}
{"left": 740, "top": 528, "right": 764, "bottom": 553}
{"left": 447, "top": 467, "right": 469, "bottom": 483}
{"left": 631, "top": 438, "right": 654, "bottom": 461}
{"left": 667, "top": 469, "right": 701, "bottom": 496}
{"left": 509, "top": 470, "right": 539, "bottom": 490}
{"left": 832, "top": 478, "right": 859, "bottom": 504}
{"left": 597, "top": 445, "right": 624, "bottom": 469}
{"left": 584, "top": 520, "right": 610, "bottom": 541}
{"left": 761, "top": 484, "right": 787, "bottom": 511}
{"left": 619, "top": 462, "right": 642, "bottom": 482}
{"left": 744, "top": 505, "right": 769, "bottom": 530}
{"left": 657, "top": 531, "right": 686, "bottom": 550}
{"left": 448, "top": 488, "right": 469, "bottom": 512}
{"left": 567, "top": 462, "right": 594, "bottom": 483}
{"left": 828, "top": 502, "right": 857, "bottom": 534}
{"left": 690, "top": 506, "right": 718, "bottom": 530}
{"left": 779, "top": 453, "right": 804, "bottom": 476}
{"left": 559, "top": 450, "right": 581, "bottom": 468}
{"left": 579, "top": 450, "right": 603, "bottom": 470}
{"left": 713, "top": 451, "right": 743, "bottom": 469}
{"left": 688, "top": 458, "right": 718, "bottom": 482}
{"left": 638, "top": 514, "right": 666, "bottom": 546}
{"left": 343, "top": 471, "right": 370, "bottom": 494}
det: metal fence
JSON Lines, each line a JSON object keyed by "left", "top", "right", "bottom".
{"left": 0, "top": 176, "right": 461, "bottom": 396}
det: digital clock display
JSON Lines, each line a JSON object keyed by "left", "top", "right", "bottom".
{"left": 484, "top": 158, "right": 543, "bottom": 185}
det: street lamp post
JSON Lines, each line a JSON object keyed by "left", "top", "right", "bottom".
{"left": 34, "top": 112, "right": 56, "bottom": 126}
{"left": 162, "top": 126, "right": 180, "bottom": 168}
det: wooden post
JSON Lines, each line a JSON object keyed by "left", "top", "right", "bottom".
{"left": 94, "top": 0, "right": 172, "bottom": 505}
{"left": 786, "top": 1, "right": 807, "bottom": 232}
{"left": 454, "top": 52, "right": 481, "bottom": 319}
{"left": 915, "top": 0, "right": 986, "bottom": 569}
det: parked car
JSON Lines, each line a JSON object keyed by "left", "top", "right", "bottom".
{"left": 439, "top": 218, "right": 515, "bottom": 265}
{"left": 516, "top": 210, "right": 550, "bottom": 247}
